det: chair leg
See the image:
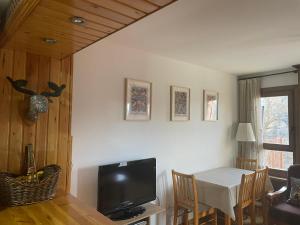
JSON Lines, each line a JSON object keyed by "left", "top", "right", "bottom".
{"left": 262, "top": 198, "right": 268, "bottom": 225}
{"left": 268, "top": 216, "right": 275, "bottom": 225}
{"left": 193, "top": 210, "right": 199, "bottom": 225}
{"left": 213, "top": 210, "right": 218, "bottom": 225}
{"left": 173, "top": 206, "right": 178, "bottom": 225}
{"left": 183, "top": 210, "right": 189, "bottom": 225}
{"left": 236, "top": 207, "right": 243, "bottom": 225}
{"left": 250, "top": 204, "right": 256, "bottom": 225}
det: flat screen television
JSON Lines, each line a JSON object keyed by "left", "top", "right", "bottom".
{"left": 97, "top": 158, "right": 156, "bottom": 220}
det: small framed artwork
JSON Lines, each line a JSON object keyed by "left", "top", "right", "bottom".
{"left": 125, "top": 78, "right": 152, "bottom": 120}
{"left": 170, "top": 86, "right": 190, "bottom": 121}
{"left": 203, "top": 90, "right": 219, "bottom": 121}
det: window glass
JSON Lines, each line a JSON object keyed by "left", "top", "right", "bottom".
{"left": 261, "top": 96, "right": 289, "bottom": 145}
{"left": 262, "top": 149, "right": 293, "bottom": 170}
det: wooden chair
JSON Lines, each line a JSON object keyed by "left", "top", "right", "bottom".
{"left": 172, "top": 170, "right": 217, "bottom": 225}
{"left": 254, "top": 167, "right": 269, "bottom": 224}
{"left": 236, "top": 157, "right": 258, "bottom": 170}
{"left": 236, "top": 172, "right": 256, "bottom": 225}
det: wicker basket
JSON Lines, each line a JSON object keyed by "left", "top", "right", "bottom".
{"left": 0, "top": 164, "right": 61, "bottom": 206}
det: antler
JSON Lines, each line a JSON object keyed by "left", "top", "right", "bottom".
{"left": 40, "top": 82, "right": 66, "bottom": 98}
{"left": 6, "top": 76, "right": 37, "bottom": 95}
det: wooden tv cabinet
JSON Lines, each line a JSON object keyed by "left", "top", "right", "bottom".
{"left": 113, "top": 203, "right": 165, "bottom": 225}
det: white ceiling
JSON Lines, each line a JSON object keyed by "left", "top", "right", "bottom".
{"left": 106, "top": 0, "right": 300, "bottom": 75}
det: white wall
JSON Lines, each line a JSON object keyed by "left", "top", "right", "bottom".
{"left": 71, "top": 39, "right": 237, "bottom": 224}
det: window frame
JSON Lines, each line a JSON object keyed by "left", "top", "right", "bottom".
{"left": 261, "top": 85, "right": 296, "bottom": 152}
{"left": 261, "top": 85, "right": 296, "bottom": 177}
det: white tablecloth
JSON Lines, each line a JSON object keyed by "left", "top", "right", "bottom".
{"left": 194, "top": 167, "right": 273, "bottom": 220}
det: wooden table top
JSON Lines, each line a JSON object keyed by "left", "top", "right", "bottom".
{"left": 0, "top": 191, "right": 115, "bottom": 225}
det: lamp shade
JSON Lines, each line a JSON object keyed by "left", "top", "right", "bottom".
{"left": 236, "top": 123, "right": 256, "bottom": 142}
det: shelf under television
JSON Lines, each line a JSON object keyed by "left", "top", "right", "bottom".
{"left": 113, "top": 203, "right": 165, "bottom": 225}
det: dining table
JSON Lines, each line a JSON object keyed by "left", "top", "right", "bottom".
{"left": 194, "top": 167, "right": 274, "bottom": 225}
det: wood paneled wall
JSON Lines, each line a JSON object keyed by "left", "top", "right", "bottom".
{"left": 0, "top": 48, "right": 72, "bottom": 192}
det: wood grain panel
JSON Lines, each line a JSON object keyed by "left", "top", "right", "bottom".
{"left": 0, "top": 49, "right": 13, "bottom": 172}
{"left": 5, "top": 41, "right": 68, "bottom": 59}
{"left": 0, "top": 192, "right": 115, "bottom": 225}
{"left": 25, "top": 7, "right": 103, "bottom": 41}
{"left": 1, "top": 0, "right": 177, "bottom": 59}
{"left": 116, "top": 0, "right": 159, "bottom": 13}
{"left": 57, "top": 57, "right": 72, "bottom": 191}
{"left": 19, "top": 25, "right": 92, "bottom": 47}
{"left": 87, "top": 0, "right": 146, "bottom": 19}
{"left": 8, "top": 51, "right": 26, "bottom": 173}
{"left": 27, "top": 11, "right": 109, "bottom": 39}
{"left": 41, "top": 0, "right": 126, "bottom": 28}
{"left": 146, "top": 0, "right": 174, "bottom": 6}
{"left": 0, "top": 0, "right": 41, "bottom": 47}
{"left": 12, "top": 30, "right": 86, "bottom": 49}
{"left": 46, "top": 58, "right": 61, "bottom": 165}
{"left": 56, "top": 0, "right": 133, "bottom": 25}
{"left": 0, "top": 48, "right": 73, "bottom": 192}
{"left": 22, "top": 54, "right": 39, "bottom": 154}
{"left": 35, "top": 56, "right": 50, "bottom": 169}
{"left": 6, "top": 36, "right": 82, "bottom": 59}
{"left": 31, "top": 7, "right": 116, "bottom": 35}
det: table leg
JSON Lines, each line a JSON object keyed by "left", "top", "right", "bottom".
{"left": 224, "top": 214, "right": 231, "bottom": 225}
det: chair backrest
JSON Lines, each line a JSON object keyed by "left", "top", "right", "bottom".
{"left": 287, "top": 164, "right": 300, "bottom": 197}
{"left": 238, "top": 172, "right": 256, "bottom": 208}
{"left": 172, "top": 170, "right": 198, "bottom": 211}
{"left": 236, "top": 157, "right": 258, "bottom": 171}
{"left": 254, "top": 167, "right": 268, "bottom": 200}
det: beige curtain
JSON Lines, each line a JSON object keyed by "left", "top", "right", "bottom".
{"left": 238, "top": 78, "right": 263, "bottom": 166}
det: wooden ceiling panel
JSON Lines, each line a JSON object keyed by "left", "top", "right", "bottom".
{"left": 56, "top": 0, "right": 134, "bottom": 25}
{"left": 8, "top": 32, "right": 84, "bottom": 51}
{"left": 28, "top": 11, "right": 108, "bottom": 39}
{"left": 20, "top": 23, "right": 95, "bottom": 46}
{"left": 146, "top": 0, "right": 175, "bottom": 6}
{"left": 31, "top": 7, "right": 114, "bottom": 35}
{"left": 86, "top": 0, "right": 146, "bottom": 19}
{"left": 115, "top": 0, "right": 159, "bottom": 13}
{"left": 18, "top": 24, "right": 91, "bottom": 47}
{"left": 40, "top": 0, "right": 127, "bottom": 28}
{"left": 0, "top": 0, "right": 177, "bottom": 59}
{"left": 6, "top": 39, "right": 78, "bottom": 59}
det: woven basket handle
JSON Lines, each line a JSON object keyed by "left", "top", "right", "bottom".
{"left": 24, "top": 144, "right": 38, "bottom": 183}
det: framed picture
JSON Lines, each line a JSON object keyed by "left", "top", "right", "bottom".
{"left": 203, "top": 90, "right": 219, "bottom": 121}
{"left": 125, "top": 78, "right": 152, "bottom": 120}
{"left": 170, "top": 86, "right": 190, "bottom": 121}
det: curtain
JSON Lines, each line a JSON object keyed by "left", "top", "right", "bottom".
{"left": 238, "top": 78, "right": 263, "bottom": 166}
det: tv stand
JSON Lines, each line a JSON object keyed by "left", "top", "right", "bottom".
{"left": 109, "top": 206, "right": 146, "bottom": 221}
{"left": 112, "top": 203, "right": 164, "bottom": 225}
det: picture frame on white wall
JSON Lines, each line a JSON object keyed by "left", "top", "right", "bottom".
{"left": 125, "top": 78, "right": 152, "bottom": 121}
{"left": 170, "top": 86, "right": 190, "bottom": 121}
{"left": 203, "top": 90, "right": 219, "bottom": 121}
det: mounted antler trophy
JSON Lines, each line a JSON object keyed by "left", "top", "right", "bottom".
{"left": 7, "top": 76, "right": 66, "bottom": 122}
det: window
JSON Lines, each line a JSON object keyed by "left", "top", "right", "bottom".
{"left": 261, "top": 86, "right": 295, "bottom": 173}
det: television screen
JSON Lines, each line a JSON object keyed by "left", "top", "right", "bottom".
{"left": 97, "top": 158, "right": 156, "bottom": 215}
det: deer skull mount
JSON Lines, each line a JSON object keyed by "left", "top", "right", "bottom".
{"left": 6, "top": 76, "right": 66, "bottom": 122}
